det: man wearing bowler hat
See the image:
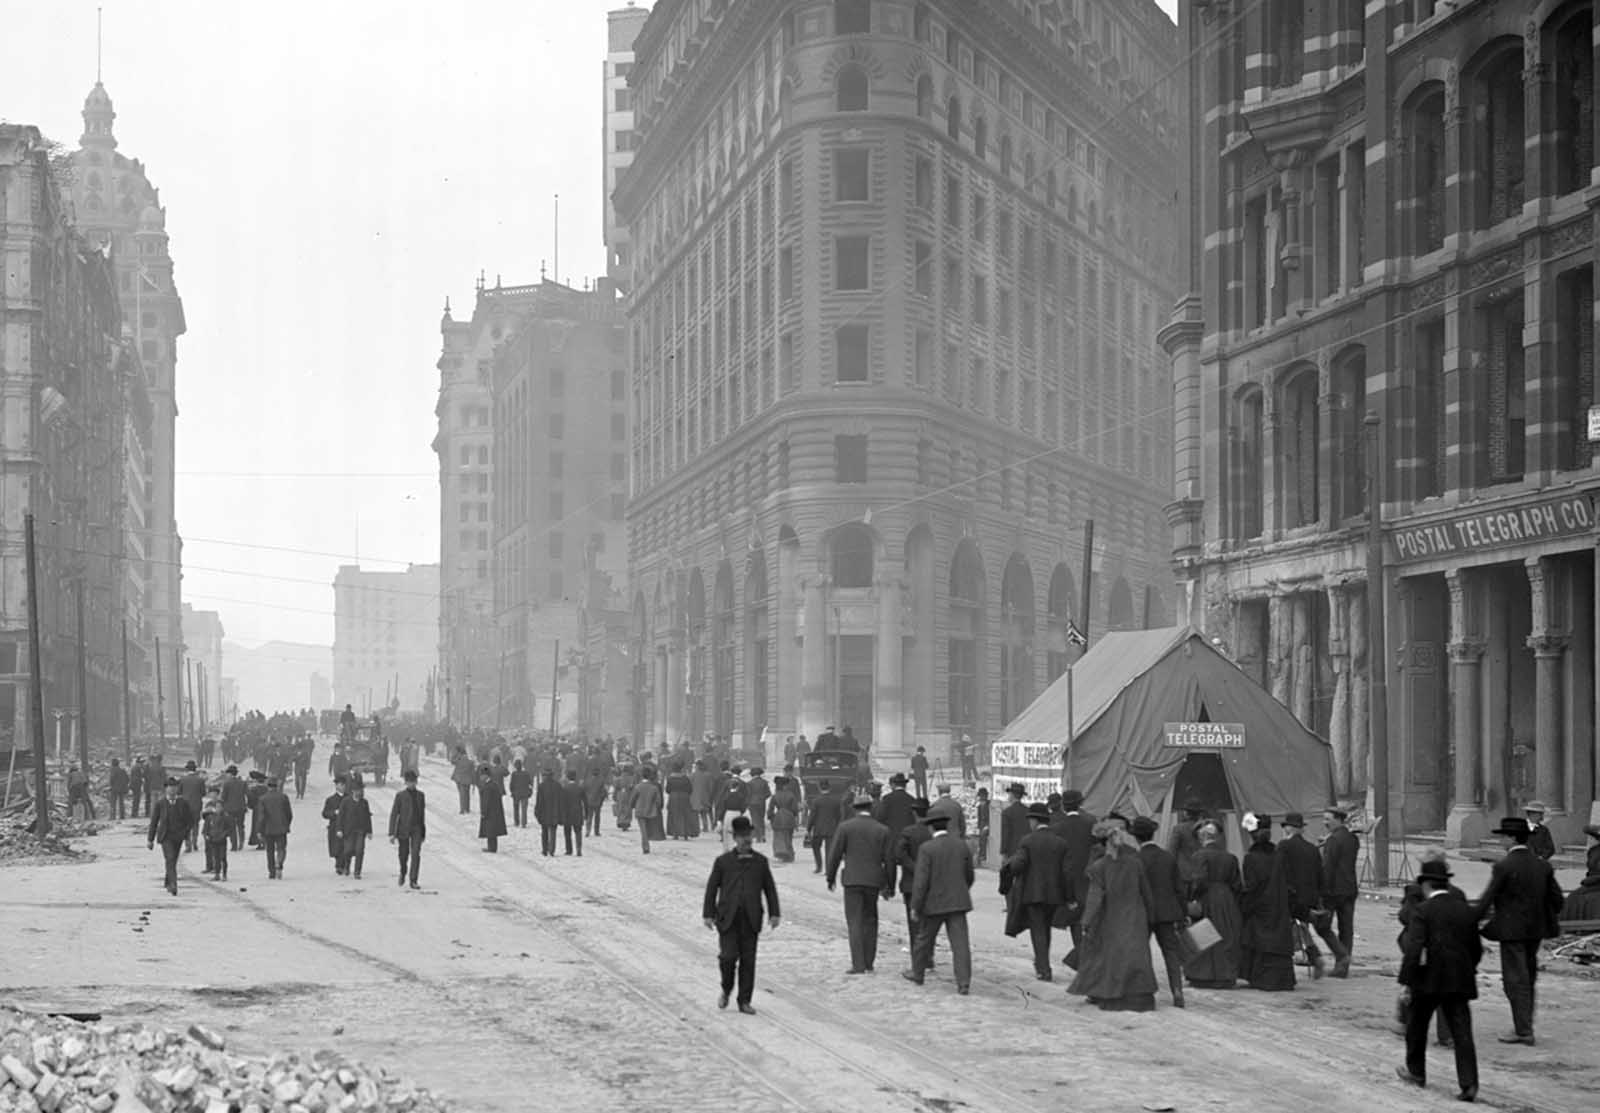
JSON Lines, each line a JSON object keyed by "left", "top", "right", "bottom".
{"left": 1132, "top": 814, "right": 1189, "bottom": 1006}
{"left": 1279, "top": 812, "right": 1348, "bottom": 978}
{"left": 999, "top": 782, "right": 1030, "bottom": 860}
{"left": 389, "top": 767, "right": 426, "bottom": 889}
{"left": 828, "top": 792, "right": 895, "bottom": 974}
{"left": 703, "top": 815, "right": 780, "bottom": 1015}
{"left": 873, "top": 772, "right": 918, "bottom": 841}
{"left": 1477, "top": 815, "right": 1565, "bottom": 1045}
{"left": 1050, "top": 788, "right": 1098, "bottom": 963}
{"left": 904, "top": 809, "right": 975, "bottom": 993}
{"left": 1395, "top": 858, "right": 1481, "bottom": 1102}
{"left": 1522, "top": 802, "right": 1557, "bottom": 861}
{"left": 1005, "top": 802, "right": 1072, "bottom": 981}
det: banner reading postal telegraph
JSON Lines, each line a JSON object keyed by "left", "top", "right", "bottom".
{"left": 990, "top": 741, "right": 1063, "bottom": 801}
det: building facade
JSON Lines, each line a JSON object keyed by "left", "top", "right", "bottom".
{"left": 69, "top": 80, "right": 186, "bottom": 738}
{"left": 180, "top": 604, "right": 225, "bottom": 730}
{"left": 433, "top": 277, "right": 552, "bottom": 729}
{"left": 491, "top": 280, "right": 627, "bottom": 732}
{"left": 332, "top": 564, "right": 440, "bottom": 715}
{"left": 0, "top": 123, "right": 145, "bottom": 754}
{"left": 605, "top": 4, "right": 653, "bottom": 289}
{"left": 617, "top": 0, "right": 1180, "bottom": 767}
{"left": 1165, "top": 0, "right": 1600, "bottom": 846}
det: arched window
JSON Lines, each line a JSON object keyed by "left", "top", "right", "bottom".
{"left": 1553, "top": 10, "right": 1595, "bottom": 197}
{"left": 1405, "top": 86, "right": 1446, "bottom": 254}
{"left": 836, "top": 65, "right": 868, "bottom": 111}
{"left": 1280, "top": 368, "right": 1320, "bottom": 528}
{"left": 973, "top": 116, "right": 988, "bottom": 160}
{"left": 831, "top": 523, "right": 876, "bottom": 587}
{"left": 947, "top": 96, "right": 962, "bottom": 141}
{"left": 1472, "top": 47, "right": 1525, "bottom": 229}
{"left": 1233, "top": 389, "right": 1265, "bottom": 539}
{"left": 915, "top": 74, "right": 933, "bottom": 120}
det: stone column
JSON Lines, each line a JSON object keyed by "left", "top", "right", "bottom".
{"left": 799, "top": 575, "right": 828, "bottom": 741}
{"left": 665, "top": 641, "right": 684, "bottom": 747}
{"left": 873, "top": 577, "right": 905, "bottom": 765}
{"left": 1526, "top": 556, "right": 1569, "bottom": 821}
{"left": 652, "top": 649, "right": 667, "bottom": 750}
{"left": 1348, "top": 583, "right": 1371, "bottom": 793}
{"left": 776, "top": 540, "right": 799, "bottom": 735}
{"left": 1268, "top": 593, "right": 1293, "bottom": 709}
{"left": 1327, "top": 586, "right": 1352, "bottom": 796}
{"left": 1290, "top": 593, "right": 1315, "bottom": 727}
{"left": 1445, "top": 568, "right": 1488, "bottom": 846}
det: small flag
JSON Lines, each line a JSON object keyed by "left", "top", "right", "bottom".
{"left": 1065, "top": 620, "right": 1087, "bottom": 648}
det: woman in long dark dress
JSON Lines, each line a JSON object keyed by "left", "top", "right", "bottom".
{"left": 477, "top": 763, "right": 508, "bottom": 853}
{"left": 768, "top": 775, "right": 801, "bottom": 862}
{"left": 1184, "top": 822, "right": 1243, "bottom": 988}
{"left": 665, "top": 763, "right": 696, "bottom": 839}
{"left": 1067, "top": 823, "right": 1159, "bottom": 1012}
{"left": 1239, "top": 815, "right": 1296, "bottom": 991}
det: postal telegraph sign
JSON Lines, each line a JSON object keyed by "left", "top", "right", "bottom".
{"left": 1389, "top": 493, "right": 1593, "bottom": 564}
{"left": 1162, "top": 722, "right": 1246, "bottom": 749}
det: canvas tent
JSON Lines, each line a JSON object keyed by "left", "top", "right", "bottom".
{"left": 995, "top": 627, "right": 1333, "bottom": 829}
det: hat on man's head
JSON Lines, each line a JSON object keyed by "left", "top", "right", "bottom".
{"left": 1047, "top": 792, "right": 1062, "bottom": 807}
{"left": 851, "top": 793, "right": 875, "bottom": 810}
{"left": 403, "top": 769, "right": 419, "bottom": 782}
{"left": 163, "top": 777, "right": 179, "bottom": 787}
{"left": 889, "top": 772, "right": 908, "bottom": 786}
{"left": 225, "top": 765, "right": 238, "bottom": 775}
{"left": 1025, "top": 802, "right": 1051, "bottom": 822}
{"left": 1523, "top": 800, "right": 1548, "bottom": 815}
{"left": 924, "top": 812, "right": 952, "bottom": 829}
{"left": 1282, "top": 812, "right": 1305, "bottom": 829}
{"left": 266, "top": 778, "right": 279, "bottom": 788}
{"left": 1492, "top": 816, "right": 1532, "bottom": 839}
{"left": 1325, "top": 807, "right": 1348, "bottom": 821}
{"left": 730, "top": 815, "right": 754, "bottom": 834}
{"left": 185, "top": 761, "right": 197, "bottom": 771}
{"left": 1006, "top": 782, "right": 1027, "bottom": 797}
{"left": 911, "top": 797, "right": 931, "bottom": 816}
{"left": 249, "top": 770, "right": 265, "bottom": 781}
{"left": 1129, "top": 816, "right": 1159, "bottom": 841}
{"left": 1060, "top": 789, "right": 1084, "bottom": 809}
{"left": 1417, "top": 858, "right": 1453, "bottom": 885}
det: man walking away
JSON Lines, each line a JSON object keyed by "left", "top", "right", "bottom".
{"left": 322, "top": 778, "right": 350, "bottom": 875}
{"left": 451, "top": 747, "right": 476, "bottom": 815}
{"left": 107, "top": 759, "right": 129, "bottom": 821}
{"left": 178, "top": 761, "right": 207, "bottom": 852}
{"left": 1321, "top": 807, "right": 1359, "bottom": 976}
{"left": 703, "top": 815, "right": 780, "bottom": 1015}
{"left": 904, "top": 810, "right": 975, "bottom": 994}
{"left": 827, "top": 793, "right": 894, "bottom": 975}
{"left": 1477, "top": 815, "right": 1565, "bottom": 1046}
{"left": 1279, "top": 812, "right": 1346, "bottom": 979}
{"left": 390, "top": 768, "right": 426, "bottom": 889}
{"left": 509, "top": 759, "right": 533, "bottom": 828}
{"left": 1132, "top": 815, "right": 1189, "bottom": 1007}
{"left": 806, "top": 780, "right": 845, "bottom": 874}
{"left": 534, "top": 769, "right": 562, "bottom": 857}
{"left": 147, "top": 778, "right": 192, "bottom": 896}
{"left": 220, "top": 765, "right": 248, "bottom": 852}
{"left": 561, "top": 770, "right": 586, "bottom": 855}
{"left": 584, "top": 767, "right": 607, "bottom": 837}
{"left": 245, "top": 771, "right": 268, "bottom": 849}
{"left": 746, "top": 768, "right": 771, "bottom": 843}
{"left": 129, "top": 757, "right": 147, "bottom": 819}
{"left": 340, "top": 781, "right": 373, "bottom": 879}
{"left": 256, "top": 777, "right": 293, "bottom": 880}
{"left": 1005, "top": 803, "right": 1072, "bottom": 982}
{"left": 910, "top": 746, "right": 929, "bottom": 800}
{"left": 1395, "top": 859, "right": 1482, "bottom": 1102}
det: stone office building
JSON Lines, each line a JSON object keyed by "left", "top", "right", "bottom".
{"left": 617, "top": 1, "right": 1179, "bottom": 768}
{"left": 1164, "top": 0, "right": 1600, "bottom": 845}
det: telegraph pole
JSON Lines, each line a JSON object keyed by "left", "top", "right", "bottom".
{"left": 24, "top": 513, "right": 51, "bottom": 837}
{"left": 175, "top": 644, "right": 185, "bottom": 749}
{"left": 120, "top": 619, "right": 132, "bottom": 762}
{"left": 1366, "top": 412, "right": 1391, "bottom": 885}
{"left": 154, "top": 635, "right": 166, "bottom": 748}
{"left": 75, "top": 578, "right": 90, "bottom": 773}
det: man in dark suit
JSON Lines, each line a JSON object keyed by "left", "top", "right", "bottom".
{"left": 1006, "top": 803, "right": 1072, "bottom": 980}
{"left": 806, "top": 779, "right": 846, "bottom": 874}
{"left": 905, "top": 811, "right": 975, "bottom": 993}
{"left": 146, "top": 778, "right": 192, "bottom": 895}
{"left": 998, "top": 782, "right": 1030, "bottom": 859}
{"left": 389, "top": 768, "right": 426, "bottom": 888}
{"left": 873, "top": 773, "right": 919, "bottom": 842}
{"left": 1522, "top": 802, "right": 1557, "bottom": 861}
{"left": 1050, "top": 789, "right": 1098, "bottom": 957}
{"left": 219, "top": 765, "right": 249, "bottom": 852}
{"left": 703, "top": 815, "right": 780, "bottom": 1015}
{"left": 561, "top": 770, "right": 586, "bottom": 855}
{"left": 534, "top": 769, "right": 563, "bottom": 858}
{"left": 893, "top": 798, "right": 935, "bottom": 960}
{"left": 910, "top": 746, "right": 929, "bottom": 799}
{"left": 1396, "top": 859, "right": 1482, "bottom": 1102}
{"left": 1133, "top": 815, "right": 1189, "bottom": 1007}
{"left": 256, "top": 777, "right": 293, "bottom": 880}
{"left": 1477, "top": 815, "right": 1565, "bottom": 1045}
{"left": 1279, "top": 812, "right": 1347, "bottom": 978}
{"left": 827, "top": 793, "right": 895, "bottom": 974}
{"left": 1321, "top": 807, "right": 1359, "bottom": 975}
{"left": 322, "top": 778, "right": 349, "bottom": 875}
{"left": 178, "top": 761, "right": 207, "bottom": 852}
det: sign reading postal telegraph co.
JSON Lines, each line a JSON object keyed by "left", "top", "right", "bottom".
{"left": 1389, "top": 493, "right": 1594, "bottom": 565}
{"left": 1163, "top": 722, "right": 1246, "bottom": 749}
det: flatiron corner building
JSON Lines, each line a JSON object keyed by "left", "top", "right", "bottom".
{"left": 618, "top": 0, "right": 1180, "bottom": 768}
{"left": 1165, "top": 0, "right": 1600, "bottom": 847}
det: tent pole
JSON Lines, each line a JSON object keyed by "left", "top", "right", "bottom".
{"left": 1062, "top": 662, "right": 1073, "bottom": 792}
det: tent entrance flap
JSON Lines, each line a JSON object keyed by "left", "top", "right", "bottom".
{"left": 1173, "top": 751, "right": 1236, "bottom": 815}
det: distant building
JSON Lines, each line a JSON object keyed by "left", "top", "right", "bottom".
{"left": 1165, "top": 1, "right": 1600, "bottom": 847}
{"left": 308, "top": 672, "right": 332, "bottom": 711}
{"left": 433, "top": 277, "right": 553, "bottom": 730}
{"left": 69, "top": 79, "right": 187, "bottom": 738}
{"left": 223, "top": 641, "right": 332, "bottom": 717}
{"left": 180, "top": 605, "right": 225, "bottom": 730}
{"left": 617, "top": 1, "right": 1180, "bottom": 765}
{"left": 491, "top": 280, "right": 627, "bottom": 731}
{"left": 0, "top": 123, "right": 144, "bottom": 752}
{"left": 603, "top": 4, "right": 651, "bottom": 289}
{"left": 332, "top": 565, "right": 440, "bottom": 714}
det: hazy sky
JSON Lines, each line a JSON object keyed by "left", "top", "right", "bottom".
{"left": 2, "top": 0, "right": 1180, "bottom": 650}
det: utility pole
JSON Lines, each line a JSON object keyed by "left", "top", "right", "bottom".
{"left": 154, "top": 635, "right": 166, "bottom": 749}
{"left": 24, "top": 512, "right": 51, "bottom": 837}
{"left": 120, "top": 619, "right": 132, "bottom": 762}
{"left": 174, "top": 645, "right": 184, "bottom": 749}
{"left": 75, "top": 578, "right": 89, "bottom": 773}
{"left": 549, "top": 638, "right": 561, "bottom": 734}
{"left": 1365, "top": 411, "right": 1391, "bottom": 886}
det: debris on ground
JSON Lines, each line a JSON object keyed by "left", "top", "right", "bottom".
{"left": 1549, "top": 931, "right": 1600, "bottom": 965}
{"left": 0, "top": 1007, "right": 453, "bottom": 1112}
{"left": 0, "top": 813, "right": 102, "bottom": 865}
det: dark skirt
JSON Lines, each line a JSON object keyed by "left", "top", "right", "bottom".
{"left": 666, "top": 791, "right": 696, "bottom": 838}
{"left": 1242, "top": 948, "right": 1296, "bottom": 991}
{"left": 1185, "top": 886, "right": 1244, "bottom": 987}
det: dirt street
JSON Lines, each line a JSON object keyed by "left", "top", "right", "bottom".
{"left": 3, "top": 756, "right": 1595, "bottom": 1113}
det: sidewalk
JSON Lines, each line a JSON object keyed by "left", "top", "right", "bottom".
{"left": 1359, "top": 840, "right": 1589, "bottom": 901}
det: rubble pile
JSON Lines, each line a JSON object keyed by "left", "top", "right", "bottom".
{"left": 0, "top": 1009, "right": 452, "bottom": 1113}
{"left": 0, "top": 816, "right": 95, "bottom": 866}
